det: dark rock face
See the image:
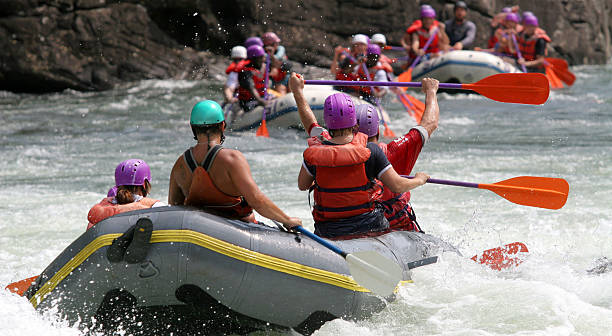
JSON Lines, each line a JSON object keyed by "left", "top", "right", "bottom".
{"left": 0, "top": 0, "right": 610, "bottom": 93}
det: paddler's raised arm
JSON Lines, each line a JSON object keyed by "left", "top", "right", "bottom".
{"left": 419, "top": 77, "right": 440, "bottom": 136}
{"left": 288, "top": 72, "right": 318, "bottom": 136}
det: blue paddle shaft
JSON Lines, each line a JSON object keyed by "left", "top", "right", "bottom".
{"left": 295, "top": 226, "right": 348, "bottom": 257}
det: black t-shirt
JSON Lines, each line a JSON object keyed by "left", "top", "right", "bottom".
{"left": 303, "top": 142, "right": 392, "bottom": 180}
{"left": 238, "top": 70, "right": 254, "bottom": 90}
{"left": 534, "top": 38, "right": 547, "bottom": 57}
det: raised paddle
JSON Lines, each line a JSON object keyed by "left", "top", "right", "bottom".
{"left": 255, "top": 54, "right": 271, "bottom": 137}
{"left": 306, "top": 73, "right": 550, "bottom": 105}
{"left": 400, "top": 26, "right": 439, "bottom": 84}
{"left": 401, "top": 175, "right": 569, "bottom": 210}
{"left": 294, "top": 226, "right": 402, "bottom": 297}
{"left": 472, "top": 242, "right": 529, "bottom": 271}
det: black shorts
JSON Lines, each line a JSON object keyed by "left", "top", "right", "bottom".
{"left": 314, "top": 207, "right": 389, "bottom": 239}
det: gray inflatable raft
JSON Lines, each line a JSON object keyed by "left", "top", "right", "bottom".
{"left": 24, "top": 206, "right": 455, "bottom": 334}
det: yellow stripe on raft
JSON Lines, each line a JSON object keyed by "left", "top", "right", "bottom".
{"left": 31, "top": 229, "right": 389, "bottom": 307}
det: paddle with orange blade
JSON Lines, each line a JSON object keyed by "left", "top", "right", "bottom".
{"left": 545, "top": 65, "right": 564, "bottom": 89}
{"left": 401, "top": 175, "right": 569, "bottom": 210}
{"left": 398, "top": 93, "right": 424, "bottom": 123}
{"left": 399, "top": 26, "right": 439, "bottom": 83}
{"left": 5, "top": 275, "right": 38, "bottom": 296}
{"left": 471, "top": 242, "right": 529, "bottom": 271}
{"left": 256, "top": 54, "right": 271, "bottom": 137}
{"left": 306, "top": 73, "right": 551, "bottom": 105}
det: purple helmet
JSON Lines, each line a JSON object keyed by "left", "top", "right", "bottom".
{"left": 324, "top": 93, "right": 356, "bottom": 130}
{"left": 523, "top": 15, "right": 538, "bottom": 26}
{"left": 244, "top": 37, "right": 263, "bottom": 48}
{"left": 247, "top": 45, "right": 265, "bottom": 59}
{"left": 356, "top": 104, "right": 380, "bottom": 137}
{"left": 115, "top": 159, "right": 151, "bottom": 187}
{"left": 107, "top": 186, "right": 118, "bottom": 197}
{"left": 367, "top": 44, "right": 381, "bottom": 56}
{"left": 523, "top": 11, "right": 534, "bottom": 17}
{"left": 501, "top": 7, "right": 512, "bottom": 13}
{"left": 505, "top": 13, "right": 519, "bottom": 23}
{"left": 421, "top": 7, "right": 436, "bottom": 18}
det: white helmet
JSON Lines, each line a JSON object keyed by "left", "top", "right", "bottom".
{"left": 230, "top": 46, "right": 247, "bottom": 59}
{"left": 371, "top": 33, "right": 386, "bottom": 45}
{"left": 351, "top": 34, "right": 369, "bottom": 45}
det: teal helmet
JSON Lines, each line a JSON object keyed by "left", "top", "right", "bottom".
{"left": 190, "top": 100, "right": 224, "bottom": 125}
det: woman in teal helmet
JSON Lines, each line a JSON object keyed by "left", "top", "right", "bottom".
{"left": 168, "top": 100, "right": 302, "bottom": 229}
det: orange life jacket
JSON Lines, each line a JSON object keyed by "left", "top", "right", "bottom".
{"left": 376, "top": 143, "right": 421, "bottom": 231}
{"left": 406, "top": 20, "right": 440, "bottom": 53}
{"left": 225, "top": 59, "right": 249, "bottom": 75}
{"left": 87, "top": 196, "right": 158, "bottom": 229}
{"left": 236, "top": 60, "right": 266, "bottom": 102}
{"left": 518, "top": 29, "right": 551, "bottom": 61}
{"left": 183, "top": 145, "right": 254, "bottom": 220}
{"left": 304, "top": 133, "right": 379, "bottom": 222}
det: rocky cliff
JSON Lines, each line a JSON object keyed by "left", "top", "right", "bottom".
{"left": 1, "top": 0, "right": 610, "bottom": 93}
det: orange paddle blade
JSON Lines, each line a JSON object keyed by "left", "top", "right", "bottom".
{"left": 256, "top": 119, "right": 269, "bottom": 137}
{"left": 550, "top": 64, "right": 576, "bottom": 86}
{"left": 545, "top": 57, "right": 569, "bottom": 70}
{"left": 6, "top": 275, "right": 38, "bottom": 296}
{"left": 403, "top": 94, "right": 425, "bottom": 122}
{"left": 546, "top": 66, "right": 564, "bottom": 89}
{"left": 397, "top": 68, "right": 413, "bottom": 91}
{"left": 383, "top": 121, "right": 396, "bottom": 138}
{"left": 471, "top": 242, "right": 529, "bottom": 271}
{"left": 479, "top": 176, "right": 569, "bottom": 210}
{"left": 462, "top": 73, "right": 550, "bottom": 105}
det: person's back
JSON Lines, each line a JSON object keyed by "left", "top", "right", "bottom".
{"left": 87, "top": 159, "right": 161, "bottom": 229}
{"left": 168, "top": 100, "right": 301, "bottom": 229}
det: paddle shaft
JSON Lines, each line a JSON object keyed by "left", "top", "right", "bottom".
{"left": 295, "top": 226, "right": 347, "bottom": 257}
{"left": 511, "top": 34, "right": 528, "bottom": 73}
{"left": 401, "top": 175, "right": 478, "bottom": 188}
{"left": 305, "top": 79, "right": 462, "bottom": 90}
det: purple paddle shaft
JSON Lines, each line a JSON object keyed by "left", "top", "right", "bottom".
{"left": 511, "top": 34, "right": 527, "bottom": 73}
{"left": 401, "top": 175, "right": 479, "bottom": 189}
{"left": 305, "top": 80, "right": 463, "bottom": 90}
{"left": 261, "top": 54, "right": 271, "bottom": 122}
{"left": 409, "top": 27, "right": 439, "bottom": 69}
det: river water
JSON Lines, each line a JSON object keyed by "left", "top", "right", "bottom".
{"left": 1, "top": 64, "right": 611, "bottom": 335}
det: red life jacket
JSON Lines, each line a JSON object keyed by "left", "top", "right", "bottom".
{"left": 87, "top": 196, "right": 158, "bottom": 229}
{"left": 236, "top": 60, "right": 266, "bottom": 102}
{"left": 182, "top": 146, "right": 254, "bottom": 221}
{"left": 518, "top": 29, "right": 551, "bottom": 62}
{"left": 304, "top": 133, "right": 379, "bottom": 222}
{"left": 406, "top": 20, "right": 440, "bottom": 53}
{"left": 225, "top": 59, "right": 249, "bottom": 75}
{"left": 376, "top": 143, "right": 421, "bottom": 231}
{"left": 355, "top": 62, "right": 393, "bottom": 96}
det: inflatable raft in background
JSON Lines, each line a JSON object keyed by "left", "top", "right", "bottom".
{"left": 226, "top": 86, "right": 375, "bottom": 132}
{"left": 411, "top": 50, "right": 521, "bottom": 84}
{"left": 23, "top": 207, "right": 456, "bottom": 335}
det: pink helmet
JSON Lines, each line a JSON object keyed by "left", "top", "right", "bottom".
{"left": 505, "top": 13, "right": 519, "bottom": 23}
{"left": 421, "top": 7, "right": 436, "bottom": 18}
{"left": 244, "top": 37, "right": 263, "bottom": 48}
{"left": 523, "top": 15, "right": 538, "bottom": 26}
{"left": 324, "top": 93, "right": 356, "bottom": 130}
{"left": 356, "top": 104, "right": 380, "bottom": 137}
{"left": 247, "top": 45, "right": 265, "bottom": 59}
{"left": 262, "top": 32, "right": 281, "bottom": 45}
{"left": 115, "top": 159, "right": 151, "bottom": 187}
{"left": 367, "top": 44, "right": 381, "bottom": 56}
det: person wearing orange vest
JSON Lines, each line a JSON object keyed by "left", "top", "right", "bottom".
{"left": 263, "top": 32, "right": 292, "bottom": 94}
{"left": 330, "top": 34, "right": 369, "bottom": 94}
{"left": 516, "top": 15, "right": 551, "bottom": 72}
{"left": 293, "top": 90, "right": 429, "bottom": 238}
{"left": 289, "top": 73, "right": 440, "bottom": 234}
{"left": 236, "top": 45, "right": 270, "bottom": 113}
{"left": 401, "top": 6, "right": 449, "bottom": 60}
{"left": 493, "top": 13, "right": 523, "bottom": 58}
{"left": 168, "top": 100, "right": 301, "bottom": 229}
{"left": 87, "top": 159, "right": 164, "bottom": 230}
{"left": 223, "top": 46, "right": 248, "bottom": 106}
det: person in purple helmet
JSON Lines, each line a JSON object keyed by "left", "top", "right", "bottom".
{"left": 354, "top": 44, "right": 393, "bottom": 103}
{"left": 88, "top": 159, "right": 164, "bottom": 230}
{"left": 494, "top": 12, "right": 521, "bottom": 57}
{"left": 235, "top": 45, "right": 273, "bottom": 112}
{"left": 295, "top": 90, "right": 429, "bottom": 239}
{"left": 516, "top": 15, "right": 551, "bottom": 72}
{"left": 244, "top": 36, "right": 263, "bottom": 48}
{"left": 402, "top": 6, "right": 449, "bottom": 60}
